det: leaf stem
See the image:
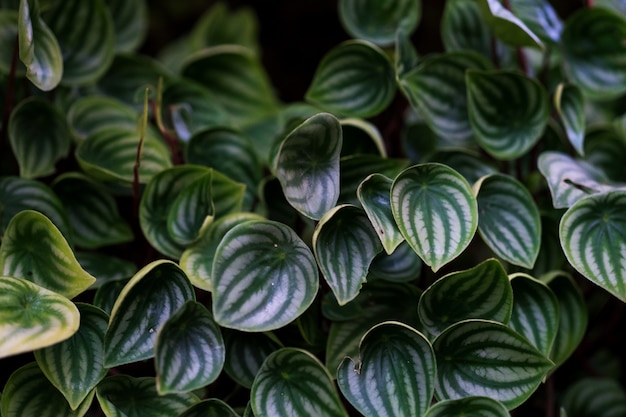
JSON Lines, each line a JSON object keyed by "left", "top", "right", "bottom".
{"left": 152, "top": 77, "right": 181, "bottom": 165}
{"left": 516, "top": 47, "right": 530, "bottom": 76}
{"left": 545, "top": 375, "right": 555, "bottom": 417}
{"left": 0, "top": 37, "right": 19, "bottom": 171}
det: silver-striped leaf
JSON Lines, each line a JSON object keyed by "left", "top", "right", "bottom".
{"left": 0, "top": 210, "right": 96, "bottom": 298}
{"left": 508, "top": 274, "right": 559, "bottom": 357}
{"left": 0, "top": 276, "right": 79, "bottom": 358}
{"left": 391, "top": 163, "right": 478, "bottom": 272}
{"left": 276, "top": 112, "right": 342, "bottom": 220}
{"left": 340, "top": 154, "right": 409, "bottom": 206}
{"left": 210, "top": 169, "right": 247, "bottom": 215}
{"left": 554, "top": 83, "right": 585, "bottom": 156}
{"left": 508, "top": 0, "right": 563, "bottom": 44}
{"left": 560, "top": 191, "right": 626, "bottom": 301}
{"left": 96, "top": 376, "right": 197, "bottom": 417}
{"left": 467, "top": 69, "right": 549, "bottom": 160}
{"left": 93, "top": 278, "right": 128, "bottom": 316}
{"left": 562, "top": 378, "right": 626, "bottom": 417}
{"left": 34, "top": 303, "right": 108, "bottom": 409}
{"left": 77, "top": 252, "right": 136, "bottom": 289}
{"left": 474, "top": 173, "right": 541, "bottom": 268}
{"left": 212, "top": 220, "right": 318, "bottom": 331}
{"left": 476, "top": 0, "right": 543, "bottom": 48}
{"left": 104, "top": 260, "right": 195, "bottom": 367}
{"left": 313, "top": 205, "right": 383, "bottom": 305}
{"left": 67, "top": 95, "right": 141, "bottom": 140}
{"left": 251, "top": 348, "right": 348, "bottom": 417}
{"left": 306, "top": 40, "right": 396, "bottom": 118}
{"left": 424, "top": 396, "right": 510, "bottom": 417}
{"left": 179, "top": 399, "right": 240, "bottom": 417}
{"left": 433, "top": 319, "right": 554, "bottom": 409}
{"left": 337, "top": 322, "right": 435, "bottom": 417}
{"left": 167, "top": 171, "right": 214, "bottom": 246}
{"left": 418, "top": 259, "right": 513, "bottom": 337}
{"left": 368, "top": 241, "right": 422, "bottom": 283}
{"left": 105, "top": 0, "right": 148, "bottom": 52}
{"left": 395, "top": 28, "right": 419, "bottom": 78}
{"left": 441, "top": 0, "right": 492, "bottom": 57}
{"left": 223, "top": 330, "right": 280, "bottom": 389}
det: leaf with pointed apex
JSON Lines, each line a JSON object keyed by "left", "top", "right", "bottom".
{"left": 155, "top": 301, "right": 224, "bottom": 394}
{"left": 391, "top": 163, "right": 478, "bottom": 271}
{"left": 179, "top": 399, "right": 241, "bottom": 417}
{"left": 306, "top": 40, "right": 395, "bottom": 118}
{"left": 104, "top": 260, "right": 195, "bottom": 367}
{"left": 34, "top": 303, "right": 108, "bottom": 409}
{"left": 441, "top": 0, "right": 492, "bottom": 57}
{"left": 96, "top": 376, "right": 197, "bottom": 417}
{"left": 434, "top": 320, "right": 554, "bottom": 409}
{"left": 368, "top": 241, "right": 422, "bottom": 283}
{"left": 0, "top": 276, "right": 79, "bottom": 358}
{"left": 561, "top": 7, "right": 626, "bottom": 100}
{"left": 252, "top": 348, "right": 348, "bottom": 417}
{"left": 395, "top": 28, "right": 419, "bottom": 78}
{"left": 418, "top": 259, "right": 512, "bottom": 337}
{"left": 562, "top": 378, "right": 626, "bottom": 417}
{"left": 223, "top": 330, "right": 280, "bottom": 389}
{"left": 0, "top": 210, "right": 95, "bottom": 298}
{"left": 77, "top": 252, "right": 136, "bottom": 289}
{"left": 476, "top": 0, "right": 543, "bottom": 48}
{"left": 212, "top": 220, "right": 318, "bottom": 331}
{"left": 467, "top": 69, "right": 549, "bottom": 160}
{"left": 67, "top": 95, "right": 141, "bottom": 140}
{"left": 105, "top": 0, "right": 148, "bottom": 52}
{"left": 276, "top": 112, "right": 342, "bottom": 220}
{"left": 554, "top": 83, "right": 585, "bottom": 156}
{"left": 314, "top": 205, "right": 382, "bottom": 305}
{"left": 424, "top": 396, "right": 510, "bottom": 417}
{"left": 509, "top": 0, "right": 563, "bottom": 44}
{"left": 166, "top": 172, "right": 214, "bottom": 246}
{"left": 338, "top": 322, "right": 435, "bottom": 417}
{"left": 340, "top": 154, "right": 409, "bottom": 205}
{"left": 341, "top": 118, "right": 387, "bottom": 157}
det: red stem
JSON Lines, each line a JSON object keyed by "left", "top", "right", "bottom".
{"left": 587, "top": 0, "right": 593, "bottom": 6}
{"left": 545, "top": 376, "right": 555, "bottom": 417}
{"left": 516, "top": 47, "right": 530, "bottom": 76}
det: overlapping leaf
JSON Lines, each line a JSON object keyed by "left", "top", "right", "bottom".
{"left": 67, "top": 95, "right": 140, "bottom": 140}
{"left": 424, "top": 396, "right": 510, "bottom": 417}
{"left": 223, "top": 330, "right": 279, "bottom": 389}
{"left": 508, "top": 0, "right": 563, "bottom": 44}
{"left": 554, "top": 83, "right": 585, "bottom": 156}
{"left": 341, "top": 118, "right": 386, "bottom": 157}
{"left": 395, "top": 28, "right": 419, "bottom": 78}
{"left": 105, "top": 0, "right": 148, "bottom": 52}
{"left": 179, "top": 399, "right": 240, "bottom": 417}
{"left": 340, "top": 155, "right": 409, "bottom": 205}
{"left": 77, "top": 252, "right": 136, "bottom": 289}
{"left": 189, "top": 1, "right": 259, "bottom": 52}
{"left": 368, "top": 241, "right": 422, "bottom": 283}
{"left": 476, "top": 0, "right": 543, "bottom": 48}
{"left": 166, "top": 171, "right": 214, "bottom": 246}
{"left": 561, "top": 378, "right": 626, "bottom": 417}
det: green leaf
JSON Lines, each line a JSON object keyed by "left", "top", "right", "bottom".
{"left": 166, "top": 171, "right": 214, "bottom": 246}
{"left": 441, "top": 0, "right": 492, "bottom": 57}
{"left": 155, "top": 301, "right": 224, "bottom": 394}
{"left": 434, "top": 319, "right": 554, "bottom": 409}
{"left": 0, "top": 11, "right": 23, "bottom": 77}
{"left": 67, "top": 95, "right": 141, "bottom": 140}
{"left": 554, "top": 83, "right": 585, "bottom": 156}
{"left": 368, "top": 241, "right": 422, "bottom": 283}
{"left": 395, "top": 28, "right": 419, "bottom": 78}
{"left": 338, "top": 0, "right": 421, "bottom": 46}
{"left": 560, "top": 191, "right": 626, "bottom": 301}
{"left": 179, "top": 399, "right": 241, "bottom": 417}
{"left": 17, "top": 0, "right": 62, "bottom": 91}
{"left": 340, "top": 154, "right": 409, "bottom": 205}
{"left": 276, "top": 112, "right": 342, "bottom": 220}
{"left": 0, "top": 210, "right": 95, "bottom": 298}
{"left": 0, "top": 276, "right": 79, "bottom": 358}
{"left": 34, "top": 303, "right": 108, "bottom": 409}
{"left": 474, "top": 173, "right": 541, "bottom": 268}
{"left": 428, "top": 150, "right": 498, "bottom": 185}
{"left": 418, "top": 259, "right": 513, "bottom": 337}
{"left": 313, "top": 205, "right": 383, "bottom": 305}
{"left": 424, "top": 396, "right": 510, "bottom": 417}
{"left": 8, "top": 97, "right": 70, "bottom": 179}
{"left": 96, "top": 376, "right": 197, "bottom": 417}
{"left": 189, "top": 1, "right": 259, "bottom": 52}
{"left": 337, "top": 322, "right": 435, "bottom": 417}
{"left": 585, "top": 127, "right": 626, "bottom": 182}
{"left": 509, "top": 0, "right": 563, "bottom": 44}
{"left": 93, "top": 278, "right": 128, "bottom": 315}
{"left": 212, "top": 220, "right": 318, "bottom": 331}
{"left": 251, "top": 348, "right": 348, "bottom": 417}
{"left": 223, "top": 330, "right": 279, "bottom": 389}
{"left": 561, "top": 7, "right": 626, "bottom": 100}
{"left": 562, "top": 378, "right": 626, "bottom": 417}
{"left": 391, "top": 163, "right": 478, "bottom": 271}
{"left": 104, "top": 260, "right": 195, "bottom": 367}
{"left": 306, "top": 40, "right": 396, "bottom": 118}
{"left": 105, "top": 0, "right": 148, "bottom": 52}
{"left": 77, "top": 252, "right": 136, "bottom": 289}
{"left": 596, "top": 0, "right": 626, "bottom": 16}
{"left": 476, "top": 0, "right": 544, "bottom": 48}
{"left": 467, "top": 69, "right": 549, "bottom": 160}
{"left": 341, "top": 118, "right": 387, "bottom": 157}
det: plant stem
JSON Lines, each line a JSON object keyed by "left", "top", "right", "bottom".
{"left": 152, "top": 77, "right": 181, "bottom": 165}
{"left": 516, "top": 47, "right": 530, "bottom": 76}
{"left": 0, "top": 37, "right": 19, "bottom": 159}
{"left": 545, "top": 376, "right": 555, "bottom": 417}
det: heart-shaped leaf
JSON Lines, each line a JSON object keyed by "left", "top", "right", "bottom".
{"left": 212, "top": 220, "right": 318, "bottom": 331}
{"left": 223, "top": 330, "right": 279, "bottom": 389}
{"left": 368, "top": 241, "right": 422, "bottom": 283}
{"left": 508, "top": 0, "right": 563, "bottom": 44}
{"left": 554, "top": 83, "right": 585, "bottom": 156}
{"left": 337, "top": 322, "right": 435, "bottom": 417}
{"left": 391, "top": 163, "right": 478, "bottom": 272}
{"left": 561, "top": 378, "right": 626, "bottom": 417}
{"left": 477, "top": 0, "right": 543, "bottom": 48}
{"left": 67, "top": 95, "right": 141, "bottom": 140}
{"left": 106, "top": 0, "right": 148, "bottom": 53}
{"left": 424, "top": 396, "right": 510, "bottom": 417}
{"left": 178, "top": 399, "right": 240, "bottom": 417}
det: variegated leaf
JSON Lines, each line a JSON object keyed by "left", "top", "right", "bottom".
{"left": 554, "top": 83, "right": 585, "bottom": 156}
{"left": 178, "top": 399, "right": 240, "bottom": 417}
{"left": 105, "top": 0, "right": 148, "bottom": 52}
{"left": 93, "top": 279, "right": 128, "bottom": 316}
{"left": 508, "top": 0, "right": 563, "bottom": 44}
{"left": 77, "top": 252, "right": 136, "bottom": 289}
{"left": 368, "top": 241, "right": 422, "bottom": 283}
{"left": 340, "top": 154, "right": 409, "bottom": 205}
{"left": 441, "top": 0, "right": 492, "bottom": 57}
{"left": 562, "top": 378, "right": 626, "bottom": 417}
{"left": 424, "top": 396, "right": 510, "bottom": 417}
{"left": 223, "top": 330, "right": 279, "bottom": 389}
{"left": 67, "top": 95, "right": 140, "bottom": 140}
{"left": 476, "top": 0, "right": 543, "bottom": 48}
{"left": 167, "top": 171, "right": 214, "bottom": 246}
{"left": 395, "top": 28, "right": 419, "bottom": 78}
{"left": 189, "top": 1, "right": 259, "bottom": 52}
{"left": 341, "top": 118, "right": 386, "bottom": 157}
{"left": 428, "top": 150, "right": 498, "bottom": 185}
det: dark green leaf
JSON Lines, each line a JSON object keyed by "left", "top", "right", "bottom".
{"left": 105, "top": 0, "right": 148, "bottom": 52}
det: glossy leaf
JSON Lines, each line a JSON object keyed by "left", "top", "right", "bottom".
{"left": 341, "top": 118, "right": 387, "bottom": 157}
{"left": 251, "top": 348, "right": 348, "bottom": 417}
{"left": 368, "top": 241, "right": 422, "bottom": 283}
{"left": 34, "top": 303, "right": 108, "bottom": 409}
{"left": 105, "top": 0, "right": 148, "bottom": 52}
{"left": 0, "top": 276, "right": 79, "bottom": 358}
{"left": 509, "top": 0, "right": 563, "bottom": 44}
{"left": 189, "top": 1, "right": 259, "bottom": 52}
{"left": 428, "top": 150, "right": 498, "bottom": 185}
{"left": 223, "top": 330, "right": 279, "bottom": 389}
{"left": 395, "top": 28, "right": 419, "bottom": 77}
{"left": 212, "top": 220, "right": 318, "bottom": 331}
{"left": 424, "top": 396, "right": 510, "bottom": 417}
{"left": 340, "top": 154, "right": 409, "bottom": 205}
{"left": 554, "top": 83, "right": 585, "bottom": 156}
{"left": 167, "top": 172, "right": 213, "bottom": 246}
{"left": 306, "top": 40, "right": 396, "bottom": 118}
{"left": 0, "top": 210, "right": 95, "bottom": 298}
{"left": 179, "top": 399, "right": 240, "bottom": 417}
{"left": 434, "top": 320, "right": 554, "bottom": 409}
{"left": 391, "top": 163, "right": 478, "bottom": 272}
{"left": 337, "top": 322, "right": 435, "bottom": 417}
{"left": 441, "top": 0, "right": 492, "bottom": 57}
{"left": 77, "top": 252, "right": 136, "bottom": 289}
{"left": 476, "top": 0, "right": 543, "bottom": 48}
{"left": 104, "top": 260, "right": 195, "bottom": 367}
{"left": 561, "top": 378, "right": 626, "bottom": 417}
{"left": 67, "top": 95, "right": 140, "bottom": 140}
{"left": 467, "top": 69, "right": 549, "bottom": 160}
{"left": 93, "top": 279, "right": 128, "bottom": 316}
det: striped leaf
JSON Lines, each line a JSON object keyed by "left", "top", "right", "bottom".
{"left": 179, "top": 399, "right": 240, "bottom": 417}
{"left": 223, "top": 330, "right": 279, "bottom": 389}
{"left": 357, "top": 174, "right": 404, "bottom": 254}
{"left": 167, "top": 172, "right": 214, "bottom": 246}
{"left": 93, "top": 278, "right": 128, "bottom": 316}
{"left": 340, "top": 155, "right": 409, "bottom": 205}
{"left": 313, "top": 205, "right": 383, "bottom": 305}
{"left": 0, "top": 276, "right": 79, "bottom": 358}
{"left": 67, "top": 95, "right": 141, "bottom": 140}
{"left": 596, "top": 0, "right": 626, "bottom": 15}
{"left": 306, "top": 40, "right": 396, "bottom": 118}
{"left": 34, "top": 303, "right": 108, "bottom": 409}
{"left": 560, "top": 191, "right": 626, "bottom": 301}
{"left": 204, "top": 169, "right": 246, "bottom": 217}
{"left": 76, "top": 252, "right": 136, "bottom": 289}
{"left": 418, "top": 259, "right": 513, "bottom": 337}
{"left": 341, "top": 118, "right": 387, "bottom": 157}
{"left": 428, "top": 150, "right": 497, "bottom": 185}
{"left": 337, "top": 322, "right": 435, "bottom": 417}
{"left": 155, "top": 301, "right": 224, "bottom": 394}
{"left": 338, "top": 0, "right": 421, "bottom": 46}
{"left": 104, "top": 260, "right": 195, "bottom": 367}
{"left": 394, "top": 28, "right": 419, "bottom": 78}
{"left": 562, "top": 378, "right": 626, "bottom": 417}
{"left": 399, "top": 51, "right": 491, "bottom": 142}
{"left": 96, "top": 376, "right": 197, "bottom": 417}
{"left": 476, "top": 0, "right": 543, "bottom": 48}
{"left": 0, "top": 210, "right": 96, "bottom": 298}
{"left": 276, "top": 112, "right": 342, "bottom": 220}
{"left": 508, "top": 274, "right": 559, "bottom": 357}
{"left": 251, "top": 348, "right": 348, "bottom": 417}
{"left": 1, "top": 362, "right": 92, "bottom": 417}
{"left": 509, "top": 0, "right": 563, "bottom": 44}
{"left": 561, "top": 7, "right": 626, "bottom": 100}
{"left": 391, "top": 163, "right": 478, "bottom": 272}
{"left": 474, "top": 173, "right": 541, "bottom": 268}
{"left": 441, "top": 0, "right": 492, "bottom": 57}
{"left": 212, "top": 220, "right": 318, "bottom": 331}
{"left": 189, "top": 2, "right": 259, "bottom": 52}
{"left": 433, "top": 319, "right": 554, "bottom": 409}
{"left": 52, "top": 173, "right": 133, "bottom": 249}
{"left": 180, "top": 212, "right": 264, "bottom": 292}
{"left": 368, "top": 241, "right": 422, "bottom": 283}
{"left": 424, "top": 396, "right": 510, "bottom": 417}
{"left": 17, "top": 0, "right": 62, "bottom": 91}
{"left": 585, "top": 128, "right": 626, "bottom": 182}
{"left": 105, "top": 0, "right": 148, "bottom": 52}
{"left": 467, "top": 69, "right": 549, "bottom": 160}
{"left": 554, "top": 83, "right": 585, "bottom": 156}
